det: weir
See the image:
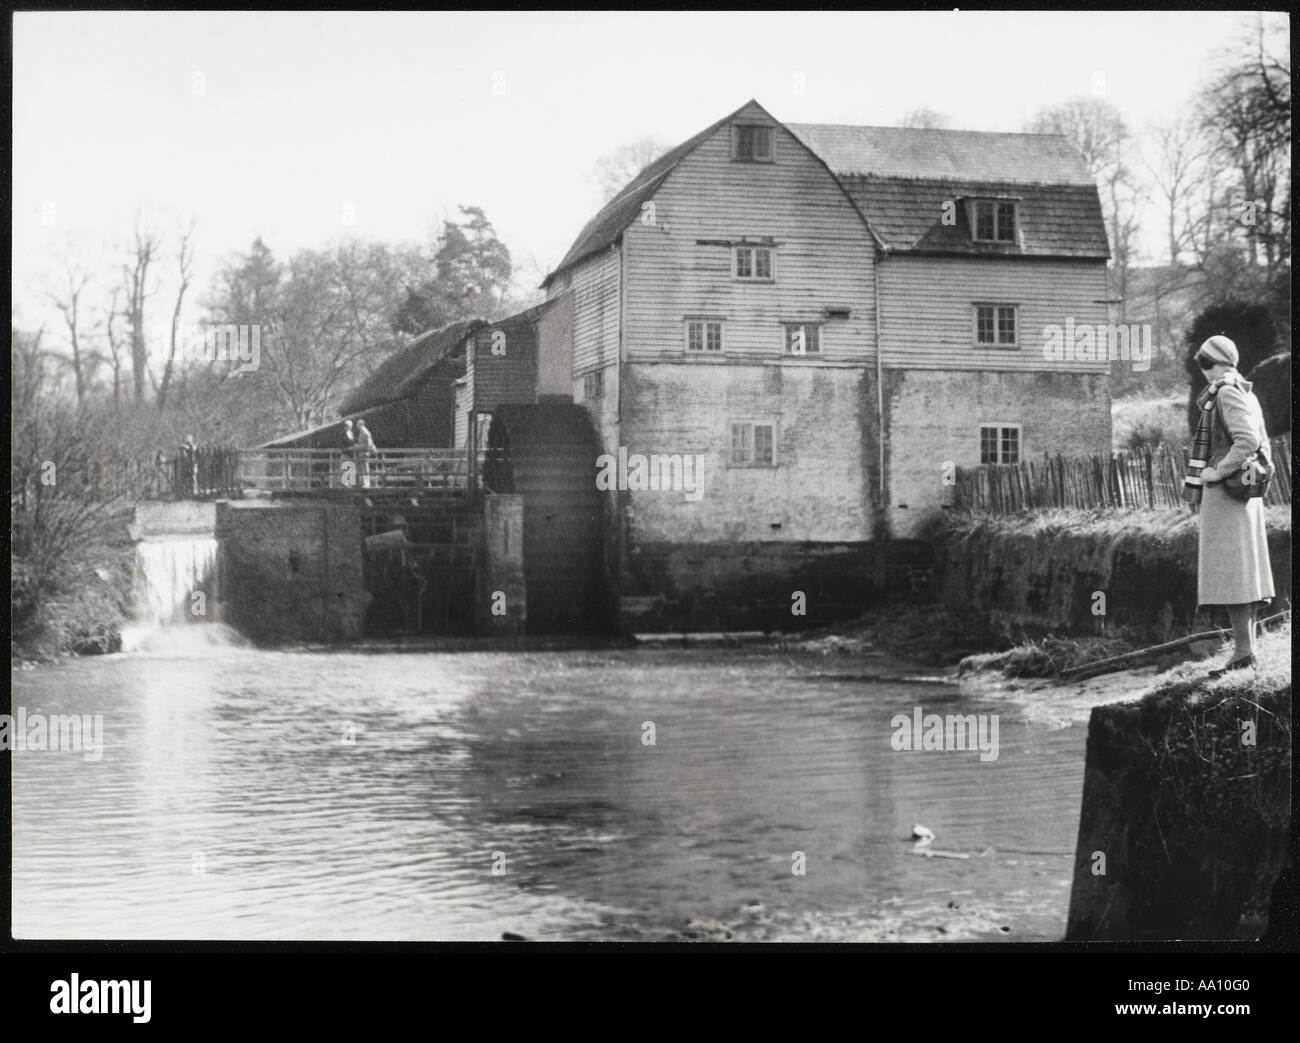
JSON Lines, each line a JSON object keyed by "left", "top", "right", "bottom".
{"left": 133, "top": 537, "right": 219, "bottom": 625}
{"left": 127, "top": 502, "right": 221, "bottom": 630}
{"left": 124, "top": 429, "right": 607, "bottom": 643}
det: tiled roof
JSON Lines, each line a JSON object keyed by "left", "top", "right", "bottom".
{"left": 786, "top": 123, "right": 1096, "bottom": 184}
{"left": 339, "top": 318, "right": 485, "bottom": 415}
{"left": 786, "top": 123, "right": 1106, "bottom": 257}
{"left": 836, "top": 176, "right": 1110, "bottom": 257}
{"left": 545, "top": 106, "right": 1110, "bottom": 280}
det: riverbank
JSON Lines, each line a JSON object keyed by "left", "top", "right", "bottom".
{"left": 16, "top": 504, "right": 1291, "bottom": 672}
{"left": 937, "top": 505, "right": 1291, "bottom": 647}
{"left": 12, "top": 508, "right": 134, "bottom": 663}
{"left": 1062, "top": 620, "right": 1292, "bottom": 939}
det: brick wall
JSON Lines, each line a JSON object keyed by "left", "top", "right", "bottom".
{"left": 885, "top": 369, "right": 1112, "bottom": 537}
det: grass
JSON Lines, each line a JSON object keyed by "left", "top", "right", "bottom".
{"left": 782, "top": 602, "right": 1054, "bottom": 666}
{"left": 1139, "top": 616, "right": 1292, "bottom": 703}
{"left": 958, "top": 632, "right": 1138, "bottom": 678}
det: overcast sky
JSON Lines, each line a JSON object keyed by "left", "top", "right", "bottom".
{"left": 12, "top": 9, "right": 1273, "bottom": 330}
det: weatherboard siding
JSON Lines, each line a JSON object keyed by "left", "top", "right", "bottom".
{"left": 471, "top": 322, "right": 537, "bottom": 412}
{"left": 571, "top": 250, "right": 620, "bottom": 378}
{"left": 879, "top": 255, "right": 1110, "bottom": 372}
{"left": 623, "top": 104, "right": 876, "bottom": 364}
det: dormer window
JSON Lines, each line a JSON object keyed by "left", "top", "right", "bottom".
{"left": 732, "top": 124, "right": 774, "bottom": 163}
{"left": 969, "top": 199, "right": 1018, "bottom": 243}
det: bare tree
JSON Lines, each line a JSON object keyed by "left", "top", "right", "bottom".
{"left": 157, "top": 220, "right": 197, "bottom": 412}
{"left": 1145, "top": 115, "right": 1205, "bottom": 267}
{"left": 47, "top": 250, "right": 95, "bottom": 404}
{"left": 1028, "top": 97, "right": 1145, "bottom": 317}
{"left": 1197, "top": 13, "right": 1290, "bottom": 276}
{"left": 899, "top": 107, "right": 950, "bottom": 129}
{"left": 588, "top": 136, "right": 673, "bottom": 205}
{"left": 121, "top": 217, "right": 162, "bottom": 404}
{"left": 101, "top": 289, "right": 127, "bottom": 408}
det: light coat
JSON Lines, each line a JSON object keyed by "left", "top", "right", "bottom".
{"left": 1198, "top": 373, "right": 1275, "bottom": 606}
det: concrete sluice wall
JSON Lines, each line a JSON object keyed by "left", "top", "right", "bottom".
{"left": 213, "top": 494, "right": 525, "bottom": 643}
{"left": 1066, "top": 683, "right": 1291, "bottom": 940}
{"left": 216, "top": 500, "right": 369, "bottom": 644}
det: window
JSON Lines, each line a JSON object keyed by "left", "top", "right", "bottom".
{"left": 732, "top": 124, "right": 774, "bottom": 162}
{"left": 583, "top": 370, "right": 603, "bottom": 398}
{"left": 974, "top": 304, "right": 1018, "bottom": 347}
{"left": 979, "top": 424, "right": 1021, "bottom": 464}
{"left": 730, "top": 421, "right": 777, "bottom": 467}
{"left": 685, "top": 319, "right": 723, "bottom": 353}
{"left": 784, "top": 323, "right": 821, "bottom": 355}
{"left": 970, "top": 199, "right": 1018, "bottom": 243}
{"left": 735, "top": 245, "right": 774, "bottom": 281}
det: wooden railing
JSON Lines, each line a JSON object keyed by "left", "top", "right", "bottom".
{"left": 11, "top": 447, "right": 243, "bottom": 505}
{"left": 955, "top": 435, "right": 1291, "bottom": 513}
{"left": 165, "top": 446, "right": 243, "bottom": 499}
{"left": 238, "top": 448, "right": 497, "bottom": 496}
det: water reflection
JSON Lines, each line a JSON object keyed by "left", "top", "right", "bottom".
{"left": 12, "top": 646, "right": 1086, "bottom": 941}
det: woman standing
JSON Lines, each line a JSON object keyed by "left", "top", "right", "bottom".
{"left": 1183, "top": 335, "right": 1275, "bottom": 675}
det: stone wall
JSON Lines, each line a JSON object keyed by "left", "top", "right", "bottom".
{"left": 216, "top": 500, "right": 367, "bottom": 643}
{"left": 884, "top": 369, "right": 1111, "bottom": 538}
{"left": 620, "top": 540, "right": 886, "bottom": 632}
{"left": 620, "top": 361, "right": 878, "bottom": 544}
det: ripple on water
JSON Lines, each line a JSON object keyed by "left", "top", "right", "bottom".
{"left": 12, "top": 647, "right": 1087, "bottom": 941}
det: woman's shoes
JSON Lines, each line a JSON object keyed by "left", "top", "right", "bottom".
{"left": 1208, "top": 655, "right": 1257, "bottom": 678}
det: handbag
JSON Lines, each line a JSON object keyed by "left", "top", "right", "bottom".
{"left": 1220, "top": 446, "right": 1273, "bottom": 501}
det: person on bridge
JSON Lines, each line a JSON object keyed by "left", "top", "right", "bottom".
{"left": 181, "top": 435, "right": 199, "bottom": 496}
{"left": 355, "top": 420, "right": 377, "bottom": 488}
{"left": 340, "top": 420, "right": 356, "bottom": 487}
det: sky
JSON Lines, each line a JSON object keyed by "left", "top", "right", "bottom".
{"left": 11, "top": 9, "right": 1279, "bottom": 335}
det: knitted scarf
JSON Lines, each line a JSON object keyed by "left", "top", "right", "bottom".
{"left": 1184, "top": 372, "right": 1245, "bottom": 505}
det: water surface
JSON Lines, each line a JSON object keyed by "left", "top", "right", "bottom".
{"left": 12, "top": 641, "right": 1086, "bottom": 941}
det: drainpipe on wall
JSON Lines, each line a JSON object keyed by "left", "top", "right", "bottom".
{"left": 873, "top": 247, "right": 888, "bottom": 520}
{"left": 615, "top": 241, "right": 624, "bottom": 427}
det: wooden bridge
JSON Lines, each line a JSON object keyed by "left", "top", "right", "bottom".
{"left": 237, "top": 447, "right": 497, "bottom": 498}
{"left": 114, "top": 446, "right": 499, "bottom": 501}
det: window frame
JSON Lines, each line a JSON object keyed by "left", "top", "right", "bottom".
{"left": 969, "top": 198, "right": 1019, "bottom": 243}
{"left": 783, "top": 322, "right": 823, "bottom": 356}
{"left": 729, "top": 419, "right": 779, "bottom": 468}
{"left": 734, "top": 244, "right": 776, "bottom": 282}
{"left": 731, "top": 123, "right": 776, "bottom": 163}
{"left": 978, "top": 423, "right": 1022, "bottom": 465}
{"left": 973, "top": 303, "right": 1019, "bottom": 348}
{"left": 582, "top": 369, "right": 604, "bottom": 399}
{"left": 684, "top": 317, "right": 725, "bottom": 355}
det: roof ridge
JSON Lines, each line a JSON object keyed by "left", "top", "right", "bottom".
{"left": 788, "top": 121, "right": 1072, "bottom": 140}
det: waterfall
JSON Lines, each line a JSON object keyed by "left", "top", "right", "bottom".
{"left": 131, "top": 537, "right": 219, "bottom": 626}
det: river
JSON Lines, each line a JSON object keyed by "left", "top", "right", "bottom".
{"left": 11, "top": 638, "right": 1086, "bottom": 941}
